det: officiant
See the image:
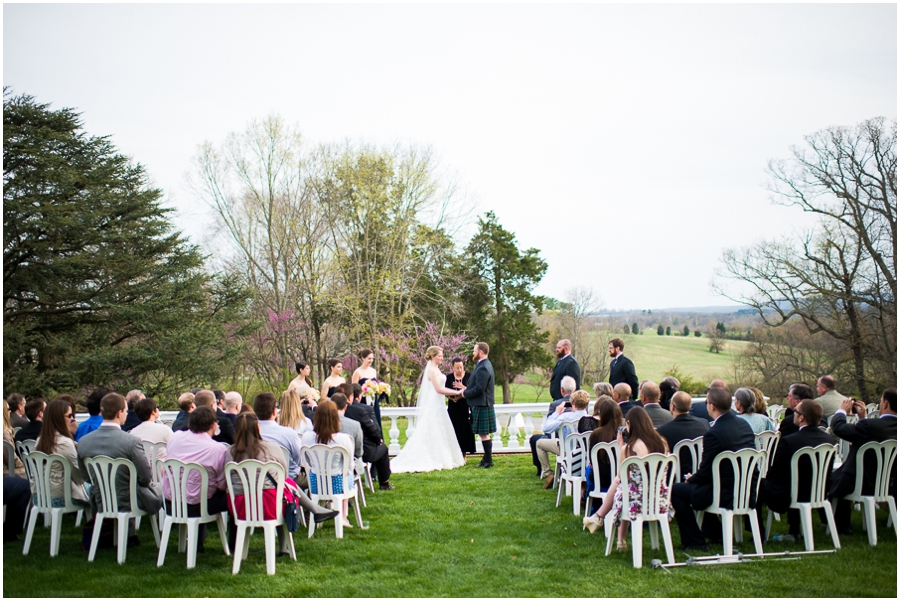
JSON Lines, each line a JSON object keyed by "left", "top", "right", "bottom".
{"left": 446, "top": 357, "right": 476, "bottom": 456}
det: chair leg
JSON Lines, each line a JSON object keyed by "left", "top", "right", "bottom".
{"left": 334, "top": 504, "right": 344, "bottom": 539}
{"left": 604, "top": 513, "right": 615, "bottom": 557}
{"left": 659, "top": 518, "right": 676, "bottom": 564}
{"left": 217, "top": 513, "right": 231, "bottom": 556}
{"left": 49, "top": 509, "right": 62, "bottom": 557}
{"left": 22, "top": 506, "right": 39, "bottom": 556}
{"left": 748, "top": 509, "right": 764, "bottom": 555}
{"left": 887, "top": 498, "right": 898, "bottom": 538}
{"left": 734, "top": 515, "right": 744, "bottom": 543}
{"left": 150, "top": 514, "right": 160, "bottom": 548}
{"left": 232, "top": 525, "right": 246, "bottom": 574}
{"left": 648, "top": 521, "right": 659, "bottom": 550}
{"left": 797, "top": 505, "right": 814, "bottom": 552}
{"left": 178, "top": 523, "right": 187, "bottom": 554}
{"left": 631, "top": 518, "right": 643, "bottom": 569}
{"left": 352, "top": 496, "right": 364, "bottom": 528}
{"left": 307, "top": 511, "right": 317, "bottom": 539}
{"left": 116, "top": 516, "right": 129, "bottom": 564}
{"left": 722, "top": 511, "right": 733, "bottom": 556}
{"left": 821, "top": 502, "right": 841, "bottom": 550}
{"left": 555, "top": 478, "right": 564, "bottom": 508}
{"left": 157, "top": 515, "right": 173, "bottom": 567}
{"left": 765, "top": 509, "right": 776, "bottom": 541}
{"left": 263, "top": 524, "right": 277, "bottom": 575}
{"left": 186, "top": 520, "right": 199, "bottom": 569}
{"left": 75, "top": 509, "right": 83, "bottom": 527}
{"left": 88, "top": 515, "right": 104, "bottom": 562}
{"left": 862, "top": 498, "right": 877, "bottom": 546}
{"left": 573, "top": 482, "right": 581, "bottom": 516}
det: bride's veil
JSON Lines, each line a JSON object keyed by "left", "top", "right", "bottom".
{"left": 416, "top": 361, "right": 434, "bottom": 409}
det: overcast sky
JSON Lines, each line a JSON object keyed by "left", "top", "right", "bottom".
{"left": 4, "top": 3, "right": 896, "bottom": 310}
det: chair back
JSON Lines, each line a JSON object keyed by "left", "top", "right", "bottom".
{"left": 671, "top": 436, "right": 703, "bottom": 483}
{"left": 754, "top": 431, "right": 781, "bottom": 477}
{"left": 552, "top": 417, "right": 580, "bottom": 441}
{"left": 4, "top": 439, "right": 16, "bottom": 475}
{"left": 618, "top": 453, "right": 676, "bottom": 519}
{"left": 850, "top": 440, "right": 897, "bottom": 501}
{"left": 16, "top": 439, "right": 36, "bottom": 480}
{"left": 83, "top": 456, "right": 140, "bottom": 514}
{"left": 789, "top": 444, "right": 836, "bottom": 506}
{"left": 159, "top": 459, "right": 214, "bottom": 520}
{"left": 277, "top": 445, "right": 291, "bottom": 468}
{"left": 588, "top": 441, "right": 619, "bottom": 493}
{"left": 23, "top": 451, "right": 78, "bottom": 511}
{"left": 141, "top": 441, "right": 167, "bottom": 485}
{"left": 766, "top": 406, "right": 786, "bottom": 422}
{"left": 562, "top": 432, "right": 591, "bottom": 479}
{"left": 710, "top": 448, "right": 766, "bottom": 512}
{"left": 300, "top": 444, "right": 353, "bottom": 497}
{"left": 225, "top": 459, "right": 285, "bottom": 524}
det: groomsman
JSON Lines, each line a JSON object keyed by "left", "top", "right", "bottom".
{"left": 549, "top": 339, "right": 581, "bottom": 400}
{"left": 607, "top": 338, "right": 638, "bottom": 400}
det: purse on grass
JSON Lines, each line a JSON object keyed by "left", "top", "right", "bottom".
{"left": 266, "top": 473, "right": 300, "bottom": 533}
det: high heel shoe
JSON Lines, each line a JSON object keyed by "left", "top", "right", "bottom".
{"left": 616, "top": 539, "right": 628, "bottom": 552}
{"left": 582, "top": 514, "right": 604, "bottom": 535}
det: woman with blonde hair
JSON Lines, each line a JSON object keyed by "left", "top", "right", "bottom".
{"left": 277, "top": 389, "right": 313, "bottom": 435}
{"left": 300, "top": 400, "right": 356, "bottom": 527}
{"left": 3, "top": 402, "right": 26, "bottom": 477}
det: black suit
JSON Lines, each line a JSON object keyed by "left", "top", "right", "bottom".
{"left": 757, "top": 426, "right": 836, "bottom": 535}
{"left": 690, "top": 400, "right": 712, "bottom": 422}
{"left": 617, "top": 400, "right": 641, "bottom": 418}
{"left": 344, "top": 401, "right": 391, "bottom": 484}
{"left": 549, "top": 354, "right": 580, "bottom": 401}
{"left": 172, "top": 411, "right": 189, "bottom": 432}
{"left": 778, "top": 407, "right": 799, "bottom": 437}
{"left": 214, "top": 408, "right": 235, "bottom": 444}
{"left": 828, "top": 412, "right": 897, "bottom": 531}
{"left": 13, "top": 420, "right": 42, "bottom": 443}
{"left": 657, "top": 414, "right": 711, "bottom": 479}
{"left": 608, "top": 354, "right": 639, "bottom": 400}
{"left": 671, "top": 411, "right": 756, "bottom": 547}
{"left": 123, "top": 411, "right": 141, "bottom": 432}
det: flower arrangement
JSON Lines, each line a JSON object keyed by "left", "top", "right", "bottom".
{"left": 304, "top": 388, "right": 321, "bottom": 402}
{"left": 361, "top": 379, "right": 391, "bottom": 397}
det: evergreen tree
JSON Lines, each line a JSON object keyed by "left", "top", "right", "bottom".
{"left": 657, "top": 325, "right": 665, "bottom": 336}
{"left": 631, "top": 323, "right": 639, "bottom": 335}
{"left": 683, "top": 325, "right": 690, "bottom": 336}
{"left": 666, "top": 326, "right": 671, "bottom": 336}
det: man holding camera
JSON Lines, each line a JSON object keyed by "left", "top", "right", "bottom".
{"left": 537, "top": 390, "right": 590, "bottom": 489}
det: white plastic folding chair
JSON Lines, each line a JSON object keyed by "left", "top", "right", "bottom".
{"left": 83, "top": 455, "right": 161, "bottom": 564}
{"left": 156, "top": 459, "right": 231, "bottom": 569}
{"left": 583, "top": 441, "right": 618, "bottom": 542}
{"left": 755, "top": 431, "right": 781, "bottom": 478}
{"left": 225, "top": 459, "right": 296, "bottom": 575}
{"left": 4, "top": 440, "right": 16, "bottom": 475}
{"left": 696, "top": 448, "right": 766, "bottom": 556}
{"left": 21, "top": 451, "right": 88, "bottom": 557}
{"left": 604, "top": 453, "right": 677, "bottom": 569}
{"left": 300, "top": 444, "right": 362, "bottom": 539}
{"left": 556, "top": 432, "right": 590, "bottom": 515}
{"left": 16, "top": 439, "right": 36, "bottom": 461}
{"left": 141, "top": 441, "right": 168, "bottom": 528}
{"left": 833, "top": 440, "right": 897, "bottom": 546}
{"left": 551, "top": 419, "right": 580, "bottom": 490}
{"left": 671, "top": 436, "right": 704, "bottom": 483}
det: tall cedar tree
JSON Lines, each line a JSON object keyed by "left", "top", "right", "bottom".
{"left": 3, "top": 91, "right": 250, "bottom": 399}
{"left": 462, "top": 211, "right": 550, "bottom": 403}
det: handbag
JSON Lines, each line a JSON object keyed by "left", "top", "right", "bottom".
{"left": 267, "top": 473, "right": 300, "bottom": 532}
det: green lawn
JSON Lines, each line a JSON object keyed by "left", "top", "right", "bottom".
{"left": 5, "top": 454, "right": 895, "bottom": 597}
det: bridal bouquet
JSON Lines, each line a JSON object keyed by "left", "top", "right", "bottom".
{"left": 361, "top": 380, "right": 391, "bottom": 397}
{"left": 303, "top": 388, "right": 321, "bottom": 402}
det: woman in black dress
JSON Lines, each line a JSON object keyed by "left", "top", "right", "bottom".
{"left": 445, "top": 357, "right": 476, "bottom": 455}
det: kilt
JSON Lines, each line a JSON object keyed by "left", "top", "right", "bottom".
{"left": 471, "top": 405, "right": 497, "bottom": 435}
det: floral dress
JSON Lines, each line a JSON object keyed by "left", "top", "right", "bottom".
{"left": 611, "top": 462, "right": 670, "bottom": 521}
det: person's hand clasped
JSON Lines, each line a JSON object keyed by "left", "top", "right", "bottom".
{"left": 555, "top": 403, "right": 565, "bottom": 415}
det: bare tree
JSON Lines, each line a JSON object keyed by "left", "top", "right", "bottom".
{"left": 558, "top": 286, "right": 603, "bottom": 357}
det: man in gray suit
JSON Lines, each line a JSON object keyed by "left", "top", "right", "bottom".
{"left": 457, "top": 342, "right": 496, "bottom": 469}
{"left": 77, "top": 392, "right": 162, "bottom": 546}
{"left": 815, "top": 375, "right": 846, "bottom": 423}
{"left": 640, "top": 381, "right": 673, "bottom": 427}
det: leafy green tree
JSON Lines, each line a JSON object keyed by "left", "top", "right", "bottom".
{"left": 694, "top": 330, "right": 702, "bottom": 337}
{"left": 683, "top": 325, "right": 691, "bottom": 336}
{"left": 657, "top": 325, "right": 665, "bottom": 336}
{"left": 631, "top": 323, "right": 639, "bottom": 335}
{"left": 462, "top": 211, "right": 550, "bottom": 403}
{"left": 3, "top": 91, "right": 250, "bottom": 399}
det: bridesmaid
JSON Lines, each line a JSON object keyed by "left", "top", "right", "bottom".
{"left": 445, "top": 357, "right": 476, "bottom": 456}
{"left": 351, "top": 349, "right": 383, "bottom": 428}
{"left": 288, "top": 361, "right": 314, "bottom": 393}
{"left": 320, "top": 359, "right": 346, "bottom": 401}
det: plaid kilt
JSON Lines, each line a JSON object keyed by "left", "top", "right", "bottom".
{"left": 471, "top": 405, "right": 497, "bottom": 435}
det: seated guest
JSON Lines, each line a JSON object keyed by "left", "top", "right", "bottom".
{"left": 277, "top": 389, "right": 314, "bottom": 435}
{"left": 3, "top": 475, "right": 31, "bottom": 542}
{"left": 254, "top": 392, "right": 304, "bottom": 482}
{"left": 3, "top": 403, "right": 26, "bottom": 478}
{"left": 735, "top": 388, "right": 775, "bottom": 434}
{"left": 129, "top": 398, "right": 173, "bottom": 459}
{"left": 657, "top": 391, "right": 710, "bottom": 480}
{"left": 828, "top": 388, "right": 897, "bottom": 535}
{"left": 659, "top": 377, "right": 680, "bottom": 412}
{"left": 592, "top": 382, "right": 614, "bottom": 403}
{"left": 221, "top": 392, "right": 242, "bottom": 427}
{"left": 237, "top": 402, "right": 254, "bottom": 416}
{"left": 614, "top": 383, "right": 640, "bottom": 417}
{"left": 751, "top": 387, "right": 769, "bottom": 417}
{"left": 75, "top": 389, "right": 107, "bottom": 442}
{"left": 537, "top": 390, "right": 590, "bottom": 489}
{"left": 225, "top": 413, "right": 337, "bottom": 541}
{"left": 582, "top": 407, "right": 670, "bottom": 551}
{"left": 193, "top": 390, "right": 235, "bottom": 445}
{"left": 300, "top": 400, "right": 356, "bottom": 528}
{"left": 330, "top": 393, "right": 364, "bottom": 462}
{"left": 7, "top": 394, "right": 28, "bottom": 429}
{"left": 584, "top": 397, "right": 623, "bottom": 512}
{"left": 814, "top": 375, "right": 847, "bottom": 424}
{"left": 755, "top": 399, "right": 834, "bottom": 541}
{"left": 171, "top": 393, "right": 195, "bottom": 432}
{"left": 670, "top": 386, "right": 756, "bottom": 552}
{"left": 15, "top": 398, "right": 46, "bottom": 443}
{"left": 530, "top": 376, "right": 577, "bottom": 477}
{"left": 779, "top": 383, "right": 814, "bottom": 438}
{"left": 640, "top": 381, "right": 673, "bottom": 427}
{"left": 578, "top": 393, "right": 611, "bottom": 433}
{"left": 340, "top": 383, "right": 394, "bottom": 491}
{"left": 163, "top": 406, "right": 228, "bottom": 554}
{"left": 690, "top": 380, "right": 728, "bottom": 422}
{"left": 122, "top": 389, "right": 145, "bottom": 432}
{"left": 34, "top": 399, "right": 90, "bottom": 507}
{"left": 77, "top": 393, "right": 162, "bottom": 546}
{"left": 53, "top": 395, "right": 79, "bottom": 436}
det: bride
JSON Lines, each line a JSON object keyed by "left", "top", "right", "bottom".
{"left": 390, "top": 346, "right": 467, "bottom": 473}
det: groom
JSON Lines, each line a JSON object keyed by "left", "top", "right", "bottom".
{"left": 458, "top": 342, "right": 497, "bottom": 468}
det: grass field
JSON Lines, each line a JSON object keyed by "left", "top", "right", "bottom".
{"left": 616, "top": 333, "right": 751, "bottom": 385}
{"left": 4, "top": 454, "right": 895, "bottom": 598}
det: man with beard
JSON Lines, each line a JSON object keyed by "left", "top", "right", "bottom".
{"left": 549, "top": 339, "right": 581, "bottom": 401}
{"left": 607, "top": 338, "right": 638, "bottom": 401}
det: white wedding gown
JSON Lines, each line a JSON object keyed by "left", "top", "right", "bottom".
{"left": 390, "top": 363, "right": 466, "bottom": 474}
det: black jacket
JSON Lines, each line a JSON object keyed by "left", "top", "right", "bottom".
{"left": 686, "top": 412, "right": 756, "bottom": 510}
{"left": 657, "top": 414, "right": 710, "bottom": 478}
{"left": 764, "top": 425, "right": 836, "bottom": 506}
{"left": 608, "top": 354, "right": 638, "bottom": 400}
{"left": 829, "top": 412, "right": 897, "bottom": 498}
{"left": 549, "top": 354, "right": 580, "bottom": 401}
